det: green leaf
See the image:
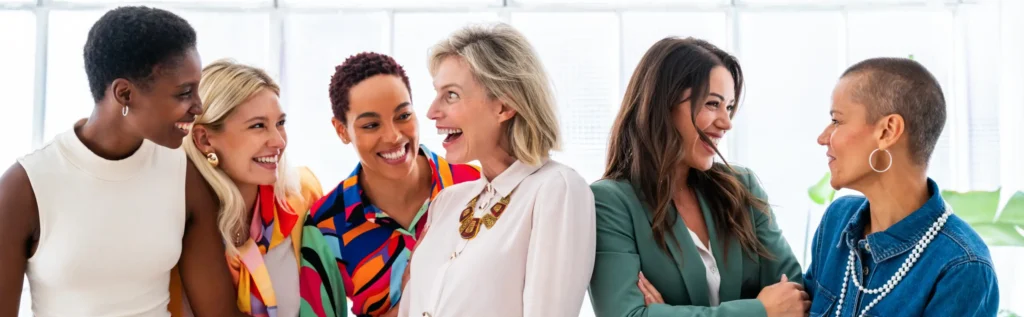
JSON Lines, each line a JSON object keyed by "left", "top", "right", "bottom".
{"left": 942, "top": 189, "right": 1000, "bottom": 224}
{"left": 969, "top": 223, "right": 1024, "bottom": 247}
{"left": 996, "top": 191, "right": 1024, "bottom": 227}
{"left": 808, "top": 172, "right": 836, "bottom": 205}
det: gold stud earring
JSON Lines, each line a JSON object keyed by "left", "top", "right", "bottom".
{"left": 206, "top": 152, "right": 219, "bottom": 167}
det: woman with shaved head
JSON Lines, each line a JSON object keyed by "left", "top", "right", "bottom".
{"left": 804, "top": 57, "right": 999, "bottom": 317}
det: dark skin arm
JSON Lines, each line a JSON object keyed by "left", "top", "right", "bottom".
{"left": 0, "top": 163, "right": 38, "bottom": 316}
{"left": 0, "top": 160, "right": 248, "bottom": 317}
{"left": 180, "top": 159, "right": 248, "bottom": 317}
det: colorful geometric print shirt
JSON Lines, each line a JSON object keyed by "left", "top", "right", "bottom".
{"left": 307, "top": 145, "right": 480, "bottom": 316}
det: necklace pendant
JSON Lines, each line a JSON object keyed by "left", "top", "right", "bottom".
{"left": 459, "top": 206, "right": 473, "bottom": 222}
{"left": 482, "top": 214, "right": 498, "bottom": 228}
{"left": 460, "top": 218, "right": 482, "bottom": 239}
{"left": 491, "top": 201, "right": 508, "bottom": 218}
{"left": 458, "top": 189, "right": 516, "bottom": 240}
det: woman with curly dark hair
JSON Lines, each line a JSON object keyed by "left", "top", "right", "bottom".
{"left": 305, "top": 52, "right": 481, "bottom": 317}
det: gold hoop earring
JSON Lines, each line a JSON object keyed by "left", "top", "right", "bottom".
{"left": 206, "top": 152, "right": 219, "bottom": 167}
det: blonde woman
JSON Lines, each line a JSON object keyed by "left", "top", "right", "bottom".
{"left": 399, "top": 23, "right": 596, "bottom": 317}
{"left": 170, "top": 59, "right": 346, "bottom": 317}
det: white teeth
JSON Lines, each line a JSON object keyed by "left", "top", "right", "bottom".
{"left": 254, "top": 156, "right": 279, "bottom": 164}
{"left": 437, "top": 128, "right": 463, "bottom": 135}
{"left": 380, "top": 146, "right": 408, "bottom": 160}
{"left": 176, "top": 122, "right": 193, "bottom": 131}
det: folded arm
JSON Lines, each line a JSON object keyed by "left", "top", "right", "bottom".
{"left": 588, "top": 181, "right": 769, "bottom": 317}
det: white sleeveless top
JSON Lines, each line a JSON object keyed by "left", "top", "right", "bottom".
{"left": 18, "top": 126, "right": 187, "bottom": 317}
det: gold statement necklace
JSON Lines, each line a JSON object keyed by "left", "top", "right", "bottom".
{"left": 458, "top": 189, "right": 516, "bottom": 240}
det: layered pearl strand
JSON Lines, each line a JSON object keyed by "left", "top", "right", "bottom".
{"left": 833, "top": 204, "right": 953, "bottom": 317}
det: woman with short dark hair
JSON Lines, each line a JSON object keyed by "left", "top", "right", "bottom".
{"left": 805, "top": 57, "right": 999, "bottom": 317}
{"left": 0, "top": 6, "right": 244, "bottom": 316}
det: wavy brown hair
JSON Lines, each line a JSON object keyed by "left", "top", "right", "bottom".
{"left": 604, "top": 37, "right": 772, "bottom": 262}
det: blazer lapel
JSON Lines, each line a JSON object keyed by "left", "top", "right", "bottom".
{"left": 697, "top": 190, "right": 743, "bottom": 302}
{"left": 638, "top": 193, "right": 712, "bottom": 306}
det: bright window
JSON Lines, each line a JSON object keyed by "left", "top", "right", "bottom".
{"left": 511, "top": 0, "right": 726, "bottom": 6}
{"left": 6, "top": 1, "right": 1023, "bottom": 316}
{"left": 280, "top": 0, "right": 500, "bottom": 8}
{"left": 0, "top": 11, "right": 34, "bottom": 168}
{"left": 44, "top": 10, "right": 103, "bottom": 142}
{"left": 733, "top": 11, "right": 845, "bottom": 265}
{"left": 512, "top": 12, "right": 620, "bottom": 183}
{"left": 280, "top": 11, "right": 390, "bottom": 190}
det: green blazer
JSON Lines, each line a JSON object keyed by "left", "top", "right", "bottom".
{"left": 588, "top": 167, "right": 802, "bottom": 317}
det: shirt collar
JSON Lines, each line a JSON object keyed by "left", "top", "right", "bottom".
{"left": 478, "top": 158, "right": 548, "bottom": 197}
{"left": 839, "top": 178, "right": 949, "bottom": 263}
{"left": 345, "top": 145, "right": 441, "bottom": 222}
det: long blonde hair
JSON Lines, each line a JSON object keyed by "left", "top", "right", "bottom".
{"left": 428, "top": 22, "right": 561, "bottom": 165}
{"left": 184, "top": 58, "right": 299, "bottom": 255}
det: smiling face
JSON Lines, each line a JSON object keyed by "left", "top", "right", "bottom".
{"left": 194, "top": 88, "right": 287, "bottom": 186}
{"left": 426, "top": 56, "right": 509, "bottom": 165}
{"left": 817, "top": 75, "right": 882, "bottom": 190}
{"left": 117, "top": 48, "right": 204, "bottom": 149}
{"left": 674, "top": 66, "right": 735, "bottom": 171}
{"left": 335, "top": 74, "right": 419, "bottom": 180}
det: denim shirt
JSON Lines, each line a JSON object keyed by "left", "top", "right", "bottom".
{"left": 804, "top": 179, "right": 999, "bottom": 317}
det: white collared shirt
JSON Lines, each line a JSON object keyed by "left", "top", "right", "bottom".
{"left": 688, "top": 228, "right": 721, "bottom": 306}
{"left": 400, "top": 159, "right": 596, "bottom": 317}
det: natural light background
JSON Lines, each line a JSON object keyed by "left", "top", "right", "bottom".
{"left": 1, "top": 0, "right": 1021, "bottom": 316}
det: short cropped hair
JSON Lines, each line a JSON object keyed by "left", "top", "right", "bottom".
{"left": 428, "top": 23, "right": 561, "bottom": 165}
{"left": 328, "top": 52, "right": 411, "bottom": 123}
{"left": 84, "top": 6, "right": 197, "bottom": 102}
{"left": 841, "top": 57, "right": 946, "bottom": 165}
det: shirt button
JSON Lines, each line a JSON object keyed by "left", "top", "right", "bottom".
{"left": 865, "top": 243, "right": 872, "bottom": 253}
{"left": 422, "top": 313, "right": 432, "bottom": 317}
{"left": 450, "top": 252, "right": 458, "bottom": 260}
{"left": 863, "top": 266, "right": 869, "bottom": 276}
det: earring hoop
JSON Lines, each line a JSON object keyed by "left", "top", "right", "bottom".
{"left": 122, "top": 105, "right": 129, "bottom": 116}
{"left": 869, "top": 148, "right": 892, "bottom": 173}
{"left": 206, "top": 152, "right": 220, "bottom": 167}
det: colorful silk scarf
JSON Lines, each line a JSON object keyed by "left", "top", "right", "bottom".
{"left": 308, "top": 145, "right": 480, "bottom": 316}
{"left": 230, "top": 185, "right": 300, "bottom": 316}
{"left": 230, "top": 185, "right": 347, "bottom": 317}
{"left": 168, "top": 166, "right": 344, "bottom": 317}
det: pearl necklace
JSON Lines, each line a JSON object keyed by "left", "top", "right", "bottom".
{"left": 834, "top": 204, "right": 953, "bottom": 317}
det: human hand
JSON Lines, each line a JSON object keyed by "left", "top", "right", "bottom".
{"left": 638, "top": 272, "right": 664, "bottom": 306}
{"left": 757, "top": 274, "right": 810, "bottom": 317}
